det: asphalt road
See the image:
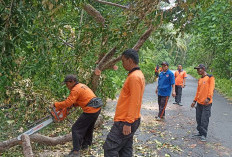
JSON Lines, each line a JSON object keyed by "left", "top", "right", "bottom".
{"left": 139, "top": 72, "right": 232, "bottom": 156}
{"left": 38, "top": 72, "right": 232, "bottom": 157}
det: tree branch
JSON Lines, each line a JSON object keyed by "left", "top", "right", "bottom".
{"left": 102, "top": 55, "right": 122, "bottom": 71}
{"left": 97, "top": 47, "right": 117, "bottom": 70}
{"left": 94, "top": 0, "right": 129, "bottom": 9}
{"left": 133, "top": 12, "right": 163, "bottom": 51}
{"left": 83, "top": 4, "right": 105, "bottom": 26}
{"left": 0, "top": 134, "right": 72, "bottom": 153}
{"left": 132, "top": 26, "right": 154, "bottom": 51}
{"left": 78, "top": 9, "right": 84, "bottom": 40}
{"left": 101, "top": 22, "right": 163, "bottom": 72}
{"left": 91, "top": 47, "right": 117, "bottom": 92}
{"left": 58, "top": 37, "right": 75, "bottom": 49}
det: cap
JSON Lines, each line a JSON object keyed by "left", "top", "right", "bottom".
{"left": 194, "top": 64, "right": 206, "bottom": 70}
{"left": 161, "top": 61, "right": 169, "bottom": 66}
{"left": 63, "top": 74, "right": 77, "bottom": 83}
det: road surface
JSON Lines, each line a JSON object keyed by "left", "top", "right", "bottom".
{"left": 101, "top": 73, "right": 232, "bottom": 157}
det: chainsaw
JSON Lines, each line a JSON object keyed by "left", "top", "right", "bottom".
{"left": 17, "top": 107, "right": 71, "bottom": 140}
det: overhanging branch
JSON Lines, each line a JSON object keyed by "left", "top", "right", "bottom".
{"left": 132, "top": 26, "right": 154, "bottom": 51}
{"left": 102, "top": 55, "right": 122, "bottom": 71}
{"left": 83, "top": 4, "right": 105, "bottom": 26}
{"left": 98, "top": 47, "right": 117, "bottom": 70}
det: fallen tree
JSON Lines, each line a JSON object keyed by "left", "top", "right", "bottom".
{"left": 0, "top": 114, "right": 103, "bottom": 153}
{"left": 0, "top": 133, "right": 72, "bottom": 153}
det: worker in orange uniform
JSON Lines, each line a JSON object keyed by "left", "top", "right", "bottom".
{"left": 52, "top": 74, "right": 103, "bottom": 157}
{"left": 154, "top": 64, "right": 162, "bottom": 82}
{"left": 103, "top": 49, "right": 145, "bottom": 157}
{"left": 191, "top": 64, "right": 215, "bottom": 142}
{"left": 173, "top": 64, "right": 187, "bottom": 106}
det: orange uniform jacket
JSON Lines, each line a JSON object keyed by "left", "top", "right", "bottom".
{"left": 174, "top": 70, "right": 187, "bottom": 86}
{"left": 114, "top": 69, "right": 145, "bottom": 124}
{"left": 54, "top": 83, "right": 100, "bottom": 113}
{"left": 194, "top": 75, "right": 215, "bottom": 105}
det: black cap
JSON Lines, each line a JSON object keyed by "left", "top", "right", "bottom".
{"left": 194, "top": 64, "right": 206, "bottom": 70}
{"left": 63, "top": 74, "right": 77, "bottom": 83}
{"left": 161, "top": 61, "right": 169, "bottom": 66}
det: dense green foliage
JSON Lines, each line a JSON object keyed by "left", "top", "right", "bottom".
{"left": 186, "top": 0, "right": 232, "bottom": 79}
{"left": 185, "top": 0, "right": 232, "bottom": 99}
{"left": 140, "top": 0, "right": 232, "bottom": 98}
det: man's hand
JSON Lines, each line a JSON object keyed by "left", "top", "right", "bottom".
{"left": 171, "top": 84, "right": 176, "bottom": 97}
{"left": 50, "top": 104, "right": 60, "bottom": 122}
{"left": 172, "top": 91, "right": 176, "bottom": 97}
{"left": 204, "top": 99, "right": 210, "bottom": 105}
{"left": 181, "top": 84, "right": 185, "bottom": 88}
{"left": 123, "top": 125, "right": 131, "bottom": 135}
{"left": 50, "top": 104, "right": 55, "bottom": 108}
{"left": 191, "top": 102, "right": 196, "bottom": 108}
{"left": 155, "top": 88, "right": 158, "bottom": 95}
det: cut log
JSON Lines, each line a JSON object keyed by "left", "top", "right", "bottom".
{"left": 21, "top": 134, "right": 34, "bottom": 157}
{"left": 0, "top": 133, "right": 72, "bottom": 153}
{"left": 0, "top": 138, "right": 21, "bottom": 152}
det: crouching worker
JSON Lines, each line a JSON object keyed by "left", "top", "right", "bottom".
{"left": 51, "top": 74, "right": 103, "bottom": 157}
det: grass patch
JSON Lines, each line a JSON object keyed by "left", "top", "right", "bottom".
{"left": 215, "top": 78, "right": 232, "bottom": 101}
